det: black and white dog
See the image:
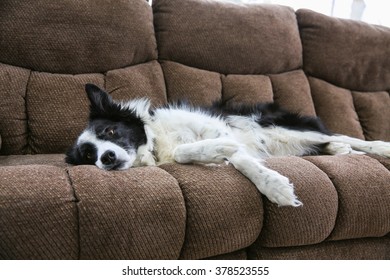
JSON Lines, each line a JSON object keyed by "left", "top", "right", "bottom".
{"left": 66, "top": 84, "right": 390, "bottom": 207}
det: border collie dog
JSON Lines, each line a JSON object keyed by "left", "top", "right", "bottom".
{"left": 66, "top": 84, "right": 390, "bottom": 207}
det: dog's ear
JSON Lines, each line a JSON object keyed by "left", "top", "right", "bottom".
{"left": 65, "top": 144, "right": 78, "bottom": 165}
{"left": 85, "top": 83, "right": 111, "bottom": 109}
{"left": 85, "top": 83, "right": 116, "bottom": 119}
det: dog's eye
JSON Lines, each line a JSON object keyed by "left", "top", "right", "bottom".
{"left": 106, "top": 128, "right": 115, "bottom": 136}
{"left": 86, "top": 152, "right": 92, "bottom": 160}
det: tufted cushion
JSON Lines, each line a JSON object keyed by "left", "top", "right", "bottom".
{"left": 68, "top": 165, "right": 186, "bottom": 259}
{"left": 305, "top": 155, "right": 390, "bottom": 241}
{"left": 0, "top": 165, "right": 77, "bottom": 259}
{"left": 249, "top": 238, "right": 390, "bottom": 260}
{"left": 298, "top": 9, "right": 390, "bottom": 140}
{"left": 153, "top": 0, "right": 302, "bottom": 75}
{"left": 159, "top": 163, "right": 263, "bottom": 260}
{"left": 0, "top": 0, "right": 157, "bottom": 74}
{"left": 257, "top": 157, "right": 338, "bottom": 247}
{"left": 297, "top": 9, "right": 390, "bottom": 92}
{"left": 0, "top": 64, "right": 30, "bottom": 154}
{"left": 309, "top": 77, "right": 365, "bottom": 139}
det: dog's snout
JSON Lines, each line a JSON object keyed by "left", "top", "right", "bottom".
{"left": 101, "top": 150, "right": 116, "bottom": 165}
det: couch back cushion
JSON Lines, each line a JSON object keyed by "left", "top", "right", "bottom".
{"left": 297, "top": 9, "right": 390, "bottom": 141}
{"left": 153, "top": 0, "right": 302, "bottom": 75}
{"left": 0, "top": 0, "right": 166, "bottom": 155}
{"left": 153, "top": 0, "right": 316, "bottom": 117}
{"left": 0, "top": 0, "right": 157, "bottom": 74}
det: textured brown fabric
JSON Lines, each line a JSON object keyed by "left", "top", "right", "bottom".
{"left": 160, "top": 163, "right": 263, "bottom": 260}
{"left": 222, "top": 75, "right": 273, "bottom": 106}
{"left": 161, "top": 61, "right": 222, "bottom": 106}
{"left": 305, "top": 155, "right": 390, "bottom": 240}
{"left": 256, "top": 157, "right": 338, "bottom": 247}
{"left": 68, "top": 165, "right": 185, "bottom": 259}
{"left": 0, "top": 165, "right": 77, "bottom": 259}
{"left": 0, "top": 0, "right": 157, "bottom": 74}
{"left": 298, "top": 9, "right": 390, "bottom": 92}
{"left": 249, "top": 237, "right": 390, "bottom": 260}
{"left": 204, "top": 249, "right": 247, "bottom": 260}
{"left": 368, "top": 155, "right": 390, "bottom": 171}
{"left": 0, "top": 154, "right": 66, "bottom": 168}
{"left": 352, "top": 91, "right": 390, "bottom": 141}
{"left": 106, "top": 61, "right": 167, "bottom": 107}
{"left": 153, "top": 0, "right": 302, "bottom": 74}
{"left": 0, "top": 63, "right": 30, "bottom": 155}
{"left": 27, "top": 72, "right": 104, "bottom": 154}
{"left": 270, "top": 70, "right": 316, "bottom": 116}
{"left": 309, "top": 77, "right": 365, "bottom": 138}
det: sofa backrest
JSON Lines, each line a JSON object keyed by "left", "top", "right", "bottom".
{"left": 0, "top": 0, "right": 166, "bottom": 155}
{"left": 297, "top": 9, "right": 390, "bottom": 141}
{"left": 153, "top": 0, "right": 317, "bottom": 117}
{"left": 1, "top": 0, "right": 389, "bottom": 156}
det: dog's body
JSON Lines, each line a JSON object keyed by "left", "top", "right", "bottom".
{"left": 66, "top": 84, "right": 390, "bottom": 206}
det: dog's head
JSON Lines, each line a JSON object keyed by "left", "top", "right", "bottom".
{"left": 65, "top": 84, "right": 151, "bottom": 170}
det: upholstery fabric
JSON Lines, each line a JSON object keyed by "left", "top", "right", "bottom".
{"left": 161, "top": 61, "right": 222, "bottom": 106}
{"left": 249, "top": 237, "right": 390, "bottom": 260}
{"left": 26, "top": 72, "right": 104, "bottom": 154}
{"left": 352, "top": 91, "right": 390, "bottom": 141}
{"left": 160, "top": 163, "right": 263, "bottom": 260}
{"left": 68, "top": 165, "right": 186, "bottom": 259}
{"left": 0, "top": 154, "right": 67, "bottom": 168}
{"left": 0, "top": 64, "right": 30, "bottom": 154}
{"left": 297, "top": 9, "right": 390, "bottom": 92}
{"left": 305, "top": 155, "right": 390, "bottom": 240}
{"left": 0, "top": 165, "right": 78, "bottom": 259}
{"left": 153, "top": 0, "right": 302, "bottom": 74}
{"left": 256, "top": 157, "right": 338, "bottom": 247}
{"left": 0, "top": 0, "right": 157, "bottom": 74}
{"left": 309, "top": 77, "right": 365, "bottom": 139}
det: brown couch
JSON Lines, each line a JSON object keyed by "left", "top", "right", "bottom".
{"left": 1, "top": 0, "right": 389, "bottom": 260}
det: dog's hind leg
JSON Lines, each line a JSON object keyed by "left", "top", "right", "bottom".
{"left": 328, "top": 135, "right": 390, "bottom": 158}
{"left": 228, "top": 151, "right": 302, "bottom": 207}
{"left": 323, "top": 142, "right": 365, "bottom": 155}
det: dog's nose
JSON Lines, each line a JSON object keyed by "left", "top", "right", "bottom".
{"left": 101, "top": 150, "right": 116, "bottom": 165}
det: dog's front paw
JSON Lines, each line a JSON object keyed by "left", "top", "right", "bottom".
{"left": 213, "top": 139, "right": 240, "bottom": 160}
{"left": 264, "top": 173, "right": 302, "bottom": 207}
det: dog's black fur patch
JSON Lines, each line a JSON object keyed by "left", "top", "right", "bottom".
{"left": 211, "top": 101, "right": 331, "bottom": 135}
